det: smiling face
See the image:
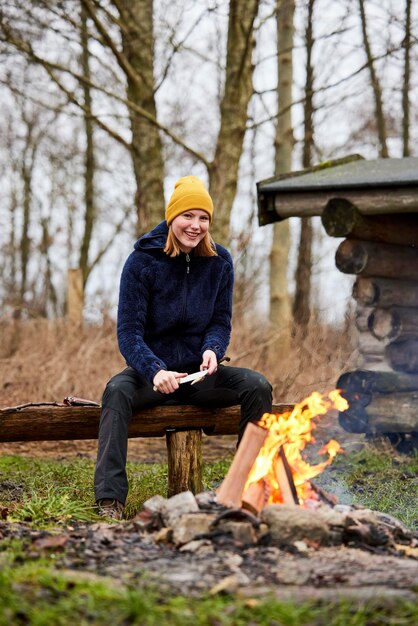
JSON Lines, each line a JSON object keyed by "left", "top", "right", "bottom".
{"left": 171, "top": 209, "right": 210, "bottom": 252}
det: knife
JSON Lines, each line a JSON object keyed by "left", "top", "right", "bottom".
{"left": 153, "top": 368, "right": 208, "bottom": 392}
{"left": 179, "top": 369, "right": 208, "bottom": 385}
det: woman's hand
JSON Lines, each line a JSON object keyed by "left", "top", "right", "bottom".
{"left": 201, "top": 350, "right": 217, "bottom": 375}
{"left": 153, "top": 370, "right": 187, "bottom": 394}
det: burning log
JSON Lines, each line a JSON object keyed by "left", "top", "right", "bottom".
{"left": 321, "top": 198, "right": 418, "bottom": 246}
{"left": 216, "top": 422, "right": 268, "bottom": 509}
{"left": 218, "top": 392, "right": 346, "bottom": 510}
{"left": 386, "top": 340, "right": 418, "bottom": 374}
{"left": 369, "top": 307, "right": 418, "bottom": 341}
{"left": 241, "top": 479, "right": 268, "bottom": 514}
{"left": 353, "top": 276, "right": 418, "bottom": 309}
{"left": 335, "top": 239, "right": 418, "bottom": 280}
{"left": 274, "top": 447, "right": 299, "bottom": 507}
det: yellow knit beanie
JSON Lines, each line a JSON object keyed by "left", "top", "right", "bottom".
{"left": 165, "top": 176, "right": 214, "bottom": 226}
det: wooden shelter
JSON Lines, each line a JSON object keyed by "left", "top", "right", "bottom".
{"left": 257, "top": 155, "right": 418, "bottom": 440}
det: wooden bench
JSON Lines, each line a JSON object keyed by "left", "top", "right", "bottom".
{"left": 0, "top": 403, "right": 293, "bottom": 496}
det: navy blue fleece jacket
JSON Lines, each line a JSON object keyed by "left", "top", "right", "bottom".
{"left": 117, "top": 221, "right": 234, "bottom": 382}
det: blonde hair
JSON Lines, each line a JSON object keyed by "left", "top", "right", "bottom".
{"left": 164, "top": 227, "right": 218, "bottom": 257}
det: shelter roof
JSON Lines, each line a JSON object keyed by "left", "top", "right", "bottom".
{"left": 257, "top": 155, "right": 418, "bottom": 224}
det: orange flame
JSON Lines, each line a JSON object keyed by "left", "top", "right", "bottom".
{"left": 243, "top": 390, "right": 348, "bottom": 506}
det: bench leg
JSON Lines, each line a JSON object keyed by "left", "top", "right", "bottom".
{"left": 166, "top": 429, "right": 203, "bottom": 497}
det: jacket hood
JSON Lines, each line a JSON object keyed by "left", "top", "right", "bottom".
{"left": 134, "top": 221, "right": 168, "bottom": 251}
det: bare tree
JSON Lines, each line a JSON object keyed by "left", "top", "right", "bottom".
{"left": 358, "top": 0, "right": 389, "bottom": 158}
{"left": 105, "top": 0, "right": 165, "bottom": 233}
{"left": 269, "top": 0, "right": 294, "bottom": 332}
{"left": 79, "top": 1, "right": 96, "bottom": 287}
{"left": 209, "top": 0, "right": 261, "bottom": 244}
{"left": 292, "top": 0, "right": 315, "bottom": 332}
{"left": 402, "top": 0, "right": 412, "bottom": 157}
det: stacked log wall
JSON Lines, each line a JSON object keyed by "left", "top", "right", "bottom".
{"left": 321, "top": 199, "right": 418, "bottom": 434}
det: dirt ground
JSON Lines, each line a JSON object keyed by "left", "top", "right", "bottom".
{"left": 0, "top": 434, "right": 238, "bottom": 464}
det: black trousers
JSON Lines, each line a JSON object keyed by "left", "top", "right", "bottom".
{"left": 94, "top": 365, "right": 273, "bottom": 504}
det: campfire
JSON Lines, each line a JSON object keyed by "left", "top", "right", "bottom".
{"left": 217, "top": 390, "right": 349, "bottom": 513}
{"left": 132, "top": 389, "right": 416, "bottom": 562}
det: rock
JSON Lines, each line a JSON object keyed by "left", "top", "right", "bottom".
{"left": 261, "top": 505, "right": 331, "bottom": 546}
{"left": 293, "top": 540, "right": 309, "bottom": 552}
{"left": 208, "top": 574, "right": 246, "bottom": 595}
{"left": 223, "top": 553, "right": 243, "bottom": 569}
{"left": 154, "top": 527, "right": 173, "bottom": 544}
{"left": 179, "top": 539, "right": 213, "bottom": 554}
{"left": 315, "top": 507, "right": 346, "bottom": 528}
{"left": 195, "top": 491, "right": 217, "bottom": 509}
{"left": 216, "top": 521, "right": 258, "bottom": 546}
{"left": 142, "top": 494, "right": 167, "bottom": 514}
{"left": 161, "top": 491, "right": 199, "bottom": 527}
{"left": 171, "top": 513, "right": 216, "bottom": 546}
{"left": 334, "top": 504, "right": 354, "bottom": 514}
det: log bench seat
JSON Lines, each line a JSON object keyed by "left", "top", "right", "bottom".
{"left": 0, "top": 403, "right": 293, "bottom": 496}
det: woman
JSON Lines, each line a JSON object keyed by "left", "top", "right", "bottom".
{"left": 94, "top": 176, "right": 273, "bottom": 519}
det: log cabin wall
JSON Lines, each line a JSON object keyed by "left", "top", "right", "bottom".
{"left": 321, "top": 202, "right": 418, "bottom": 436}
{"left": 257, "top": 157, "right": 418, "bottom": 439}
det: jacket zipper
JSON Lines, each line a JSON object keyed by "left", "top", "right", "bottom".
{"left": 179, "top": 254, "right": 190, "bottom": 328}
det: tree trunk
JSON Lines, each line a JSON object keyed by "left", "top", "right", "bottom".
{"left": 209, "top": 0, "right": 260, "bottom": 245}
{"left": 79, "top": 2, "right": 95, "bottom": 291}
{"left": 0, "top": 403, "right": 293, "bottom": 442}
{"left": 358, "top": 0, "right": 389, "bottom": 158}
{"left": 402, "top": 0, "right": 412, "bottom": 157}
{"left": 269, "top": 0, "right": 294, "bottom": 333}
{"left": 116, "top": 0, "right": 165, "bottom": 235}
{"left": 293, "top": 0, "right": 315, "bottom": 332}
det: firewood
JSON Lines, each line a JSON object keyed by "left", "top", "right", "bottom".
{"left": 241, "top": 479, "right": 267, "bottom": 514}
{"left": 353, "top": 276, "right": 418, "bottom": 308}
{"left": 335, "top": 239, "right": 418, "bottom": 280}
{"left": 321, "top": 199, "right": 418, "bottom": 245}
{"left": 216, "top": 422, "right": 268, "bottom": 509}
{"left": 274, "top": 447, "right": 299, "bottom": 506}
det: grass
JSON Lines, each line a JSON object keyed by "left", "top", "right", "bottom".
{"left": 0, "top": 445, "right": 417, "bottom": 527}
{"left": 0, "top": 455, "right": 232, "bottom": 524}
{"left": 0, "top": 557, "right": 417, "bottom": 626}
{"left": 332, "top": 444, "right": 418, "bottom": 530}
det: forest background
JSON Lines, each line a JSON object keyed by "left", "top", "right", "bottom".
{"left": 0, "top": 0, "right": 417, "bottom": 407}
